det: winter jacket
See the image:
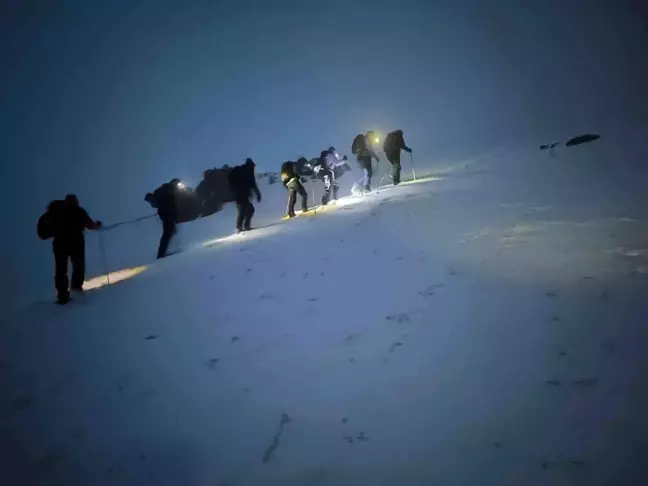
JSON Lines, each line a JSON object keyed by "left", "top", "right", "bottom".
{"left": 280, "top": 161, "right": 299, "bottom": 186}
{"left": 383, "top": 131, "right": 411, "bottom": 155}
{"left": 229, "top": 163, "right": 261, "bottom": 200}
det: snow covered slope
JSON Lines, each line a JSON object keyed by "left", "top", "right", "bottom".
{"left": 2, "top": 134, "right": 648, "bottom": 485}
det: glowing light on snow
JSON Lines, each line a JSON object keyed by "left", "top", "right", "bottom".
{"left": 202, "top": 225, "right": 283, "bottom": 249}
{"left": 177, "top": 181, "right": 186, "bottom": 189}
{"left": 398, "top": 176, "right": 443, "bottom": 186}
{"left": 83, "top": 265, "right": 149, "bottom": 290}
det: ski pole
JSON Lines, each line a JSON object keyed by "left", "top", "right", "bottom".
{"left": 375, "top": 160, "right": 381, "bottom": 194}
{"left": 410, "top": 152, "right": 417, "bottom": 181}
{"left": 98, "top": 229, "right": 110, "bottom": 286}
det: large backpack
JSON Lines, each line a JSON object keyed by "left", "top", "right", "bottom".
{"left": 37, "top": 212, "right": 54, "bottom": 240}
{"left": 383, "top": 132, "right": 395, "bottom": 153}
{"left": 228, "top": 166, "right": 242, "bottom": 185}
{"left": 280, "top": 161, "right": 295, "bottom": 185}
{"left": 351, "top": 134, "right": 366, "bottom": 155}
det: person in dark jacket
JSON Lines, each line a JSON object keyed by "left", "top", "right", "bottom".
{"left": 281, "top": 160, "right": 308, "bottom": 217}
{"left": 383, "top": 130, "right": 412, "bottom": 185}
{"left": 39, "top": 194, "right": 102, "bottom": 304}
{"left": 354, "top": 131, "right": 380, "bottom": 193}
{"left": 145, "top": 180, "right": 179, "bottom": 259}
{"left": 228, "top": 158, "right": 262, "bottom": 232}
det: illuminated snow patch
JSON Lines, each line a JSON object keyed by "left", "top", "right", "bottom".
{"left": 398, "top": 176, "right": 443, "bottom": 186}
{"left": 202, "top": 225, "right": 283, "bottom": 248}
{"left": 83, "top": 265, "right": 148, "bottom": 290}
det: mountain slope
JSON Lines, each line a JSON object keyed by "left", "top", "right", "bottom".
{"left": 2, "top": 138, "right": 648, "bottom": 485}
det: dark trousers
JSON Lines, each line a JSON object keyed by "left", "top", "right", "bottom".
{"left": 287, "top": 179, "right": 308, "bottom": 216}
{"left": 387, "top": 151, "right": 401, "bottom": 184}
{"left": 235, "top": 194, "right": 255, "bottom": 230}
{"left": 358, "top": 157, "right": 373, "bottom": 190}
{"left": 321, "top": 168, "right": 339, "bottom": 205}
{"left": 157, "top": 217, "right": 177, "bottom": 259}
{"left": 53, "top": 238, "right": 85, "bottom": 298}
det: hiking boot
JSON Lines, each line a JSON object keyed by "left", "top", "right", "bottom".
{"left": 56, "top": 293, "right": 71, "bottom": 305}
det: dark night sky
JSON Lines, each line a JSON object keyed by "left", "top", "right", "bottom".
{"left": 1, "top": 0, "right": 647, "bottom": 295}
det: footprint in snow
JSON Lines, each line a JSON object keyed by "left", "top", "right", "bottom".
{"left": 231, "top": 336, "right": 240, "bottom": 343}
{"left": 541, "top": 459, "right": 588, "bottom": 470}
{"left": 145, "top": 335, "right": 159, "bottom": 340}
{"left": 419, "top": 283, "right": 443, "bottom": 297}
{"left": 341, "top": 333, "right": 361, "bottom": 346}
{"left": 386, "top": 313, "right": 412, "bottom": 324}
{"left": 573, "top": 377, "right": 598, "bottom": 388}
{"left": 388, "top": 341, "right": 404, "bottom": 353}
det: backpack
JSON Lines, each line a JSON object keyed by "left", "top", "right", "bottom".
{"left": 351, "top": 134, "right": 365, "bottom": 155}
{"left": 383, "top": 132, "right": 395, "bottom": 153}
{"left": 37, "top": 212, "right": 54, "bottom": 240}
{"left": 228, "top": 166, "right": 242, "bottom": 185}
{"left": 280, "top": 162, "right": 295, "bottom": 185}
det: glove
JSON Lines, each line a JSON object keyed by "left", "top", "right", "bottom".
{"left": 342, "top": 155, "right": 348, "bottom": 161}
{"left": 406, "top": 148, "right": 413, "bottom": 154}
{"left": 257, "top": 195, "right": 262, "bottom": 203}
{"left": 95, "top": 220, "right": 103, "bottom": 229}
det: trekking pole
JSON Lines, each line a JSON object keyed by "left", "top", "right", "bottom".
{"left": 375, "top": 160, "right": 381, "bottom": 194}
{"left": 98, "top": 229, "right": 111, "bottom": 286}
{"left": 410, "top": 152, "right": 417, "bottom": 181}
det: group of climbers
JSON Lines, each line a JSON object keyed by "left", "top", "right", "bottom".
{"left": 37, "top": 130, "right": 412, "bottom": 304}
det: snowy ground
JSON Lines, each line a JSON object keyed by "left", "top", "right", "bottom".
{"left": 2, "top": 135, "right": 648, "bottom": 485}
